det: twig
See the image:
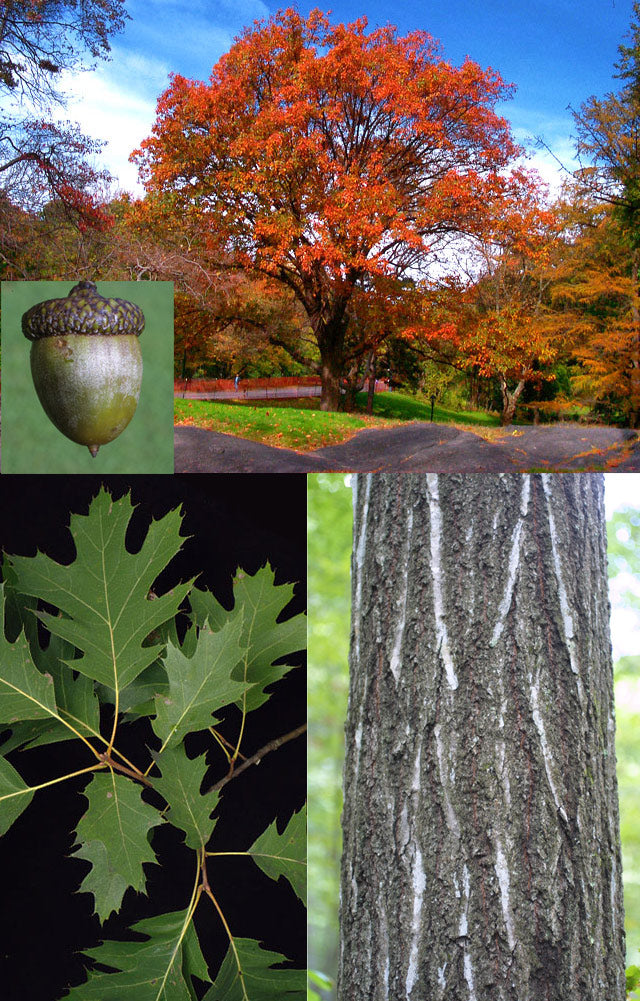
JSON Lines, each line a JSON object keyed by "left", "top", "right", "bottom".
{"left": 206, "top": 723, "right": 307, "bottom": 793}
{"left": 209, "top": 727, "right": 248, "bottom": 762}
{"left": 99, "top": 752, "right": 154, "bottom": 788}
{"left": 98, "top": 723, "right": 306, "bottom": 795}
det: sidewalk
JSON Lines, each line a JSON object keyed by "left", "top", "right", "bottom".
{"left": 174, "top": 423, "right": 640, "bottom": 473}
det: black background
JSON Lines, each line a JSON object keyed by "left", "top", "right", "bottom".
{"left": 0, "top": 474, "right": 307, "bottom": 1000}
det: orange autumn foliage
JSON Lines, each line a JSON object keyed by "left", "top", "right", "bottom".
{"left": 546, "top": 191, "right": 640, "bottom": 423}
{"left": 132, "top": 8, "right": 541, "bottom": 409}
{"left": 400, "top": 185, "right": 561, "bottom": 424}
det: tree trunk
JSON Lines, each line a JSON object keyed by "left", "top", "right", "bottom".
{"left": 468, "top": 366, "right": 480, "bottom": 410}
{"left": 319, "top": 361, "right": 343, "bottom": 411}
{"left": 499, "top": 376, "right": 526, "bottom": 425}
{"left": 342, "top": 359, "right": 365, "bottom": 412}
{"left": 366, "top": 351, "right": 376, "bottom": 415}
{"left": 339, "top": 473, "right": 625, "bottom": 1001}
{"left": 309, "top": 297, "right": 350, "bottom": 411}
{"left": 630, "top": 248, "right": 640, "bottom": 429}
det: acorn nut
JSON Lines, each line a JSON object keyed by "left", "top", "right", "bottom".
{"left": 22, "top": 281, "right": 144, "bottom": 457}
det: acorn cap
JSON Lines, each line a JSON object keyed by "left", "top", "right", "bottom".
{"left": 22, "top": 281, "right": 145, "bottom": 341}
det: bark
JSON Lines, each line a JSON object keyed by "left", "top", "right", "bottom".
{"left": 630, "top": 248, "right": 640, "bottom": 429}
{"left": 339, "top": 473, "right": 625, "bottom": 1001}
{"left": 499, "top": 376, "right": 526, "bottom": 425}
{"left": 366, "top": 351, "right": 376, "bottom": 415}
{"left": 319, "top": 360, "right": 343, "bottom": 411}
{"left": 342, "top": 358, "right": 366, "bottom": 412}
{"left": 304, "top": 285, "right": 350, "bottom": 411}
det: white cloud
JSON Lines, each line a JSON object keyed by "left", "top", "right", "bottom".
{"left": 55, "top": 62, "right": 160, "bottom": 194}
{"left": 43, "top": 0, "right": 271, "bottom": 194}
{"left": 504, "top": 102, "right": 580, "bottom": 197}
{"left": 519, "top": 145, "right": 576, "bottom": 197}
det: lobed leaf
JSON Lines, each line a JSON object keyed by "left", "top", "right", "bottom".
{"left": 182, "top": 919, "right": 211, "bottom": 998}
{"left": 152, "top": 617, "right": 247, "bottom": 751}
{"left": 202, "top": 938, "right": 305, "bottom": 1000}
{"left": 154, "top": 744, "right": 219, "bottom": 850}
{"left": 248, "top": 806, "right": 307, "bottom": 905}
{"left": 0, "top": 585, "right": 59, "bottom": 725}
{"left": 0, "top": 643, "right": 100, "bottom": 755}
{"left": 0, "top": 754, "right": 34, "bottom": 836}
{"left": 99, "top": 659, "right": 170, "bottom": 721}
{"left": 73, "top": 839, "right": 130, "bottom": 922}
{"left": 0, "top": 718, "right": 60, "bottom": 755}
{"left": 0, "top": 581, "right": 101, "bottom": 752}
{"left": 73, "top": 771, "right": 163, "bottom": 919}
{"left": 190, "top": 565, "right": 305, "bottom": 713}
{"left": 49, "top": 652, "right": 101, "bottom": 739}
{"left": 1, "top": 566, "right": 40, "bottom": 646}
{"left": 63, "top": 909, "right": 204, "bottom": 1000}
{"left": 8, "top": 488, "right": 193, "bottom": 693}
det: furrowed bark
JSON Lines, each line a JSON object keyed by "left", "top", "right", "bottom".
{"left": 339, "top": 473, "right": 625, "bottom": 1001}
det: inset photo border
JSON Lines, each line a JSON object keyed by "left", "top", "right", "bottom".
{"left": 1, "top": 281, "right": 175, "bottom": 474}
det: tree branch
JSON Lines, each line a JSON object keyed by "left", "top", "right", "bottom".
{"left": 206, "top": 723, "right": 307, "bottom": 793}
{"left": 99, "top": 752, "right": 154, "bottom": 788}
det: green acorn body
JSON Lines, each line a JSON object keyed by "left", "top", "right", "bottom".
{"left": 22, "top": 281, "right": 145, "bottom": 457}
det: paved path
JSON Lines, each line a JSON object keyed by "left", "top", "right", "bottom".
{"left": 174, "top": 423, "right": 640, "bottom": 473}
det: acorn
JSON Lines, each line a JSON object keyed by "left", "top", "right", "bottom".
{"left": 22, "top": 281, "right": 144, "bottom": 457}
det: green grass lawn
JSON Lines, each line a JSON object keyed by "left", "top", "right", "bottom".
{"left": 353, "top": 391, "right": 501, "bottom": 427}
{"left": 174, "top": 397, "right": 402, "bottom": 450}
{"left": 174, "top": 391, "right": 505, "bottom": 450}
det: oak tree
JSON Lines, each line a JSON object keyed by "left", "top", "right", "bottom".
{"left": 133, "top": 8, "right": 533, "bottom": 410}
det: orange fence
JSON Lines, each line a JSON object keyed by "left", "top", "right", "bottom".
{"left": 174, "top": 376, "right": 321, "bottom": 393}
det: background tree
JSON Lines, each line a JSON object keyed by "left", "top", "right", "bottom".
{"left": 133, "top": 7, "right": 540, "bottom": 410}
{"left": 0, "top": 0, "right": 127, "bottom": 226}
{"left": 409, "top": 176, "right": 559, "bottom": 424}
{"left": 543, "top": 187, "right": 640, "bottom": 425}
{"left": 569, "top": 1, "right": 640, "bottom": 426}
{"left": 340, "top": 473, "right": 625, "bottom": 1000}
{"left": 418, "top": 271, "right": 558, "bottom": 426}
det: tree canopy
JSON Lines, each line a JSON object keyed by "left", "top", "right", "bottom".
{"left": 569, "top": 1, "right": 640, "bottom": 425}
{"left": 133, "top": 7, "right": 546, "bottom": 409}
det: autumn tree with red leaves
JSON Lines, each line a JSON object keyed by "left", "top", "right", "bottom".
{"left": 113, "top": 193, "right": 311, "bottom": 378}
{"left": 133, "top": 7, "right": 542, "bottom": 410}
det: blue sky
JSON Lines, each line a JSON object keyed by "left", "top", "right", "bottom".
{"left": 60, "top": 0, "right": 635, "bottom": 194}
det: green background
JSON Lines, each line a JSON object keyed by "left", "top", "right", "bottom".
{"left": 1, "top": 281, "right": 174, "bottom": 473}
{"left": 308, "top": 474, "right": 352, "bottom": 998}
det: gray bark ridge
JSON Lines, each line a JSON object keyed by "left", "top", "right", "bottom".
{"left": 339, "top": 473, "right": 625, "bottom": 1001}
